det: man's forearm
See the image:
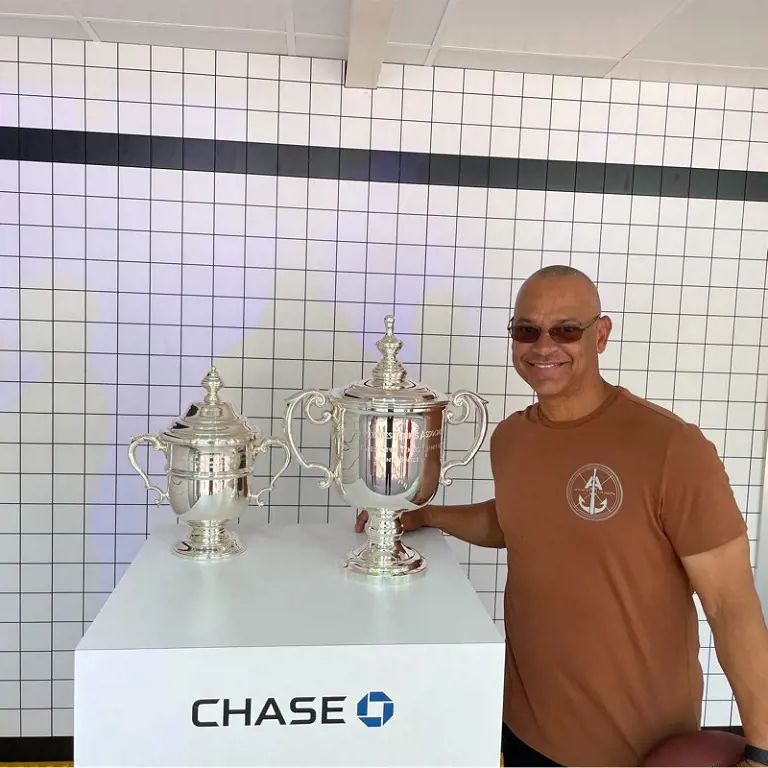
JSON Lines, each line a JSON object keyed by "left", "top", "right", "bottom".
{"left": 710, "top": 594, "right": 768, "bottom": 750}
{"left": 423, "top": 499, "right": 505, "bottom": 549}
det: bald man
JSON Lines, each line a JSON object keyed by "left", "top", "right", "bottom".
{"left": 355, "top": 265, "right": 768, "bottom": 767}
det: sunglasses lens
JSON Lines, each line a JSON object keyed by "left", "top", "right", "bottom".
{"left": 550, "top": 326, "right": 584, "bottom": 343}
{"left": 510, "top": 326, "right": 540, "bottom": 343}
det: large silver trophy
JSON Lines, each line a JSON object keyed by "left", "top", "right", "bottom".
{"left": 128, "top": 366, "right": 291, "bottom": 560}
{"left": 285, "top": 315, "right": 488, "bottom": 579}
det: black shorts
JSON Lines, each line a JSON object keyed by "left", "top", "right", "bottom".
{"left": 502, "top": 722, "right": 561, "bottom": 767}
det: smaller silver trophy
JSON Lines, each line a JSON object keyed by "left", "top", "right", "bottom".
{"left": 128, "top": 367, "right": 291, "bottom": 560}
{"left": 285, "top": 315, "right": 488, "bottom": 579}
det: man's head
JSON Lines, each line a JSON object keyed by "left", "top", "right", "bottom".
{"left": 509, "top": 265, "right": 612, "bottom": 401}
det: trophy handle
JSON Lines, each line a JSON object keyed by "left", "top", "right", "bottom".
{"left": 439, "top": 391, "right": 489, "bottom": 486}
{"left": 284, "top": 390, "right": 334, "bottom": 489}
{"left": 128, "top": 434, "right": 169, "bottom": 504}
{"left": 249, "top": 437, "right": 291, "bottom": 506}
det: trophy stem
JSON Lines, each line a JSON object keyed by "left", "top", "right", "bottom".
{"left": 172, "top": 520, "right": 245, "bottom": 561}
{"left": 344, "top": 508, "right": 426, "bottom": 579}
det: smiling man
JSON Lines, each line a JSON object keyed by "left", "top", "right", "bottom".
{"left": 356, "top": 264, "right": 768, "bottom": 767}
{"left": 508, "top": 265, "right": 607, "bottom": 418}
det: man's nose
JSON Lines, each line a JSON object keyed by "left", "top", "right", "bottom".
{"left": 531, "top": 329, "right": 558, "bottom": 355}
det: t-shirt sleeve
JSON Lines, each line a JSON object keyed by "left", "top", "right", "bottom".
{"left": 660, "top": 422, "right": 747, "bottom": 558}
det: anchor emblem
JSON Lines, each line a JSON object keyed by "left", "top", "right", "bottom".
{"left": 566, "top": 463, "right": 623, "bottom": 522}
{"left": 578, "top": 469, "right": 608, "bottom": 515}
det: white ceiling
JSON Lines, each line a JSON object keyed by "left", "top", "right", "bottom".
{"left": 1, "top": 0, "right": 768, "bottom": 89}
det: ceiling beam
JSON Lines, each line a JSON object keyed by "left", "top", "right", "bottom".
{"left": 284, "top": 0, "right": 296, "bottom": 56}
{"left": 65, "top": 0, "right": 100, "bottom": 41}
{"left": 603, "top": 0, "right": 692, "bottom": 79}
{"left": 344, "top": 0, "right": 395, "bottom": 89}
{"left": 424, "top": 0, "right": 453, "bottom": 67}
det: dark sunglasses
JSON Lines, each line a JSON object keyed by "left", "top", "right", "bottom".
{"left": 507, "top": 315, "right": 601, "bottom": 344}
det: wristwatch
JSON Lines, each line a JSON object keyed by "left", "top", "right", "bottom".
{"left": 746, "top": 745, "right": 768, "bottom": 766}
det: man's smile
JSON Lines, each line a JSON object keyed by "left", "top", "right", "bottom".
{"left": 526, "top": 361, "right": 569, "bottom": 369}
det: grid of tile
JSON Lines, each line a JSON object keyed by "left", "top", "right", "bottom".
{"left": 0, "top": 34, "right": 767, "bottom": 738}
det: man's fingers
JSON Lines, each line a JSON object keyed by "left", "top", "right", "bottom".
{"left": 356, "top": 509, "right": 424, "bottom": 533}
{"left": 400, "top": 510, "right": 420, "bottom": 531}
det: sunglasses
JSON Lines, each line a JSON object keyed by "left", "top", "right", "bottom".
{"left": 507, "top": 315, "right": 601, "bottom": 344}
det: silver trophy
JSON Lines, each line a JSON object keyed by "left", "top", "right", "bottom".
{"left": 128, "top": 366, "right": 291, "bottom": 560}
{"left": 284, "top": 315, "right": 488, "bottom": 579}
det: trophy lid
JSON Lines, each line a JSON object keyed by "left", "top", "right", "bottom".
{"left": 331, "top": 315, "right": 449, "bottom": 409}
{"left": 163, "top": 367, "right": 261, "bottom": 444}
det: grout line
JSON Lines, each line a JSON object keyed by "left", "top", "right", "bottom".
{"left": 47, "top": 36, "right": 53, "bottom": 736}
{"left": 79, "top": 42, "right": 88, "bottom": 734}
{"left": 145, "top": 42, "right": 154, "bottom": 549}
{"left": 608, "top": 76, "right": 638, "bottom": 391}
{"left": 15, "top": 47, "right": 22, "bottom": 739}
{"left": 268, "top": 55, "right": 281, "bottom": 527}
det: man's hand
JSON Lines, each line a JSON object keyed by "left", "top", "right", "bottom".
{"left": 356, "top": 499, "right": 504, "bottom": 549}
{"left": 354, "top": 508, "right": 430, "bottom": 534}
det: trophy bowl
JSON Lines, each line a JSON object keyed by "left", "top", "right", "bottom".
{"left": 285, "top": 315, "right": 488, "bottom": 579}
{"left": 128, "top": 367, "right": 291, "bottom": 561}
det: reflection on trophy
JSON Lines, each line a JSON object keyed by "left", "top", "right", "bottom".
{"left": 128, "top": 367, "right": 291, "bottom": 560}
{"left": 285, "top": 315, "right": 488, "bottom": 579}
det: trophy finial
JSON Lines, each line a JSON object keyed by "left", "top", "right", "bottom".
{"left": 372, "top": 315, "right": 407, "bottom": 388}
{"left": 202, "top": 366, "right": 224, "bottom": 404}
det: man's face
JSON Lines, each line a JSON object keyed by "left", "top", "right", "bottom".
{"left": 510, "top": 276, "right": 611, "bottom": 399}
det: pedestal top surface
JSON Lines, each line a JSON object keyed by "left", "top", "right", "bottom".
{"left": 77, "top": 521, "right": 503, "bottom": 652}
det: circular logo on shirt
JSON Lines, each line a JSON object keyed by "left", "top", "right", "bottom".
{"left": 566, "top": 464, "right": 623, "bottom": 521}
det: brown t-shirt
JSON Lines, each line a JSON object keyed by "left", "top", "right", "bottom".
{"left": 492, "top": 385, "right": 747, "bottom": 767}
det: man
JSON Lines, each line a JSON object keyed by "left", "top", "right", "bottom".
{"left": 355, "top": 265, "right": 768, "bottom": 767}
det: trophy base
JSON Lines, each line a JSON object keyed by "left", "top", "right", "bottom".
{"left": 172, "top": 521, "right": 246, "bottom": 561}
{"left": 343, "top": 540, "right": 427, "bottom": 580}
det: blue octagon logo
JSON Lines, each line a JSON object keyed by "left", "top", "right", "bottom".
{"left": 356, "top": 691, "right": 394, "bottom": 728}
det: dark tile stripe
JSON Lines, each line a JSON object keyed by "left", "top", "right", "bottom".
{"left": 0, "top": 727, "right": 745, "bottom": 763}
{"left": 0, "top": 735, "right": 73, "bottom": 762}
{"left": 0, "top": 126, "right": 763, "bottom": 201}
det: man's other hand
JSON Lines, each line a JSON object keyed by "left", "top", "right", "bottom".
{"left": 354, "top": 509, "right": 429, "bottom": 534}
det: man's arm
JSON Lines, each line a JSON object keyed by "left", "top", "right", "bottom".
{"left": 419, "top": 499, "right": 506, "bottom": 549}
{"left": 660, "top": 423, "right": 767, "bottom": 761}
{"left": 682, "top": 534, "right": 768, "bottom": 759}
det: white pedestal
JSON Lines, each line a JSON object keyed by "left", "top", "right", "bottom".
{"left": 74, "top": 521, "right": 505, "bottom": 768}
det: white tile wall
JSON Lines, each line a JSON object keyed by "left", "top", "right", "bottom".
{"left": 0, "top": 34, "right": 766, "bottom": 738}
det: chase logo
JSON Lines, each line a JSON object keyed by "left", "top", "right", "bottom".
{"left": 356, "top": 691, "right": 394, "bottom": 728}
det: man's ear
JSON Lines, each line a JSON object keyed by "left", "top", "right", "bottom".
{"left": 596, "top": 315, "right": 612, "bottom": 353}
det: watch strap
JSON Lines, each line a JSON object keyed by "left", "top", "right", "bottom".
{"left": 746, "top": 745, "right": 768, "bottom": 766}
